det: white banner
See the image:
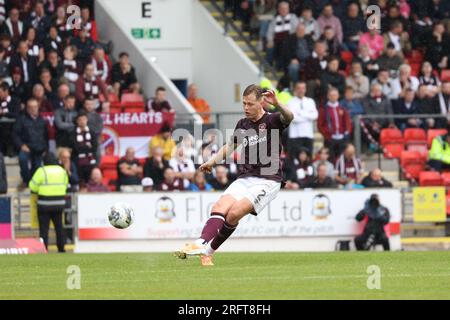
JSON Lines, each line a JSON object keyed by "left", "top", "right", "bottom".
{"left": 77, "top": 190, "right": 401, "bottom": 240}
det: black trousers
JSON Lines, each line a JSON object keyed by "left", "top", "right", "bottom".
{"left": 287, "top": 137, "right": 313, "bottom": 158}
{"left": 428, "top": 160, "right": 450, "bottom": 172}
{"left": 355, "top": 232, "right": 390, "bottom": 251}
{"left": 325, "top": 138, "right": 349, "bottom": 164}
{"left": 38, "top": 207, "right": 65, "bottom": 252}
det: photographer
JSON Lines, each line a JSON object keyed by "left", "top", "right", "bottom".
{"left": 354, "top": 194, "right": 390, "bottom": 251}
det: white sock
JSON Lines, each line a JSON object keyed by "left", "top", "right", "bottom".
{"left": 204, "top": 242, "right": 215, "bottom": 256}
{"left": 195, "top": 238, "right": 206, "bottom": 246}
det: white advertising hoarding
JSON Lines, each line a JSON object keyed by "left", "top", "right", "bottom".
{"left": 77, "top": 190, "right": 401, "bottom": 241}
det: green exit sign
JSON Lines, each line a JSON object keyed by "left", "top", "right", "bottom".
{"left": 131, "top": 28, "right": 161, "bottom": 39}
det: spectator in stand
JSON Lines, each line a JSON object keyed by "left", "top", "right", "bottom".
{"left": 10, "top": 40, "right": 39, "bottom": 85}
{"left": 361, "top": 168, "right": 393, "bottom": 188}
{"left": 418, "top": 61, "right": 441, "bottom": 97}
{"left": 266, "top": 1, "right": 298, "bottom": 69}
{"left": 39, "top": 68, "right": 57, "bottom": 103}
{"left": 71, "top": 111, "right": 97, "bottom": 184}
{"left": 84, "top": 167, "right": 109, "bottom": 193}
{"left": 298, "top": 6, "right": 320, "bottom": 41}
{"left": 393, "top": 88, "right": 422, "bottom": 130}
{"left": 312, "top": 147, "right": 335, "bottom": 179}
{"left": 320, "top": 26, "right": 341, "bottom": 57}
{"left": 29, "top": 1, "right": 51, "bottom": 44}
{"left": 147, "top": 86, "right": 172, "bottom": 112}
{"left": 209, "top": 164, "right": 231, "bottom": 191}
{"left": 307, "top": 162, "right": 337, "bottom": 189}
{"left": 10, "top": 66, "right": 30, "bottom": 104}
{"left": 354, "top": 44, "right": 379, "bottom": 80}
{"left": 392, "top": 64, "right": 420, "bottom": 99}
{"left": 52, "top": 83, "right": 70, "bottom": 110}
{"left": 382, "top": 20, "right": 411, "bottom": 58}
{"left": 429, "top": 131, "right": 450, "bottom": 171}
{"left": 303, "top": 40, "right": 328, "bottom": 100}
{"left": 362, "top": 83, "right": 395, "bottom": 148}
{"left": 54, "top": 94, "right": 77, "bottom": 148}
{"left": 24, "top": 27, "right": 44, "bottom": 64}
{"left": 284, "top": 148, "right": 314, "bottom": 189}
{"left": 320, "top": 56, "right": 346, "bottom": 96}
{"left": 0, "top": 8, "right": 25, "bottom": 44}
{"left": 188, "top": 83, "right": 212, "bottom": 123}
{"left": 317, "top": 4, "right": 343, "bottom": 44}
{"left": 70, "top": 27, "right": 95, "bottom": 64}
{"left": 0, "top": 150, "right": 7, "bottom": 194}
{"left": 117, "top": 147, "right": 143, "bottom": 192}
{"left": 340, "top": 86, "right": 364, "bottom": 119}
{"left": 12, "top": 98, "right": 48, "bottom": 187}
{"left": 376, "top": 42, "right": 404, "bottom": 76}
{"left": 75, "top": 63, "right": 109, "bottom": 112}
{"left": 141, "top": 177, "right": 154, "bottom": 192}
{"left": 83, "top": 98, "right": 103, "bottom": 162}
{"left": 62, "top": 45, "right": 80, "bottom": 91}
{"left": 169, "top": 146, "right": 196, "bottom": 189}
{"left": 156, "top": 167, "right": 184, "bottom": 191}
{"left": 57, "top": 147, "right": 79, "bottom": 191}
{"left": 335, "top": 143, "right": 364, "bottom": 187}
{"left": 53, "top": 5, "right": 70, "bottom": 42}
{"left": 91, "top": 46, "right": 110, "bottom": 84}
{"left": 79, "top": 6, "right": 98, "bottom": 42}
{"left": 0, "top": 82, "right": 20, "bottom": 156}
{"left": 372, "top": 69, "right": 401, "bottom": 100}
{"left": 359, "top": 28, "right": 384, "bottom": 61}
{"left": 286, "top": 81, "right": 317, "bottom": 157}
{"left": 149, "top": 123, "right": 176, "bottom": 161}
{"left": 143, "top": 145, "right": 169, "bottom": 187}
{"left": 318, "top": 87, "right": 352, "bottom": 161}
{"left": 0, "top": 47, "right": 9, "bottom": 81}
{"left": 111, "top": 52, "right": 139, "bottom": 96}
{"left": 43, "top": 26, "right": 63, "bottom": 56}
{"left": 342, "top": 2, "right": 365, "bottom": 53}
{"left": 0, "top": 34, "right": 13, "bottom": 65}
{"left": 31, "top": 83, "right": 53, "bottom": 113}
{"left": 382, "top": 4, "right": 410, "bottom": 33}
{"left": 283, "top": 23, "right": 313, "bottom": 83}
{"left": 40, "top": 50, "right": 64, "bottom": 84}
{"left": 188, "top": 170, "right": 213, "bottom": 192}
{"left": 416, "top": 84, "right": 443, "bottom": 129}
{"left": 423, "top": 22, "right": 449, "bottom": 70}
{"left": 437, "top": 81, "right": 450, "bottom": 117}
{"left": 346, "top": 61, "right": 370, "bottom": 99}
{"left": 235, "top": 0, "right": 253, "bottom": 33}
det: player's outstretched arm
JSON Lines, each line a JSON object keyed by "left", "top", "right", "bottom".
{"left": 199, "top": 139, "right": 237, "bottom": 174}
{"left": 262, "top": 90, "right": 294, "bottom": 125}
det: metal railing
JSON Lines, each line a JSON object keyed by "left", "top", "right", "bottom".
{"left": 210, "top": 0, "right": 278, "bottom": 80}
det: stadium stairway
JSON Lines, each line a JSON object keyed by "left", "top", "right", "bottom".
{"left": 199, "top": 0, "right": 281, "bottom": 84}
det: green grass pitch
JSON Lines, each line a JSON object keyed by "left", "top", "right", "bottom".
{"left": 1, "top": 251, "right": 450, "bottom": 299}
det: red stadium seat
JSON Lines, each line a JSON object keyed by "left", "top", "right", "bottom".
{"left": 404, "top": 128, "right": 428, "bottom": 156}
{"left": 441, "top": 172, "right": 450, "bottom": 187}
{"left": 427, "top": 129, "right": 448, "bottom": 148}
{"left": 100, "top": 155, "right": 119, "bottom": 182}
{"left": 409, "top": 50, "right": 423, "bottom": 63}
{"left": 419, "top": 171, "right": 443, "bottom": 186}
{"left": 446, "top": 194, "right": 450, "bottom": 216}
{"left": 400, "top": 151, "right": 425, "bottom": 179}
{"left": 410, "top": 63, "right": 421, "bottom": 77}
{"left": 380, "top": 128, "right": 404, "bottom": 159}
{"left": 121, "top": 93, "right": 145, "bottom": 109}
{"left": 441, "top": 69, "right": 450, "bottom": 82}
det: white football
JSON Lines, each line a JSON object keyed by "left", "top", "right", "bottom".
{"left": 108, "top": 202, "right": 135, "bottom": 229}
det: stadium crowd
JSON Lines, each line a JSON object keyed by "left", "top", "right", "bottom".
{"left": 3, "top": 0, "right": 450, "bottom": 195}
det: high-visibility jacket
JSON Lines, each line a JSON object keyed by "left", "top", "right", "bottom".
{"left": 29, "top": 165, "right": 69, "bottom": 210}
{"left": 429, "top": 135, "right": 450, "bottom": 164}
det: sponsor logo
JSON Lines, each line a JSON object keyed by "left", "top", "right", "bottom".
{"left": 155, "top": 196, "right": 176, "bottom": 223}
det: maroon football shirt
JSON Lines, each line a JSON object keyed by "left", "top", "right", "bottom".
{"left": 232, "top": 112, "right": 288, "bottom": 182}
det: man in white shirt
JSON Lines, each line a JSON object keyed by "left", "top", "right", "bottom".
{"left": 286, "top": 81, "right": 318, "bottom": 157}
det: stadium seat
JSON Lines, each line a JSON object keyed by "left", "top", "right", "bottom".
{"left": 100, "top": 155, "right": 119, "bottom": 182}
{"left": 404, "top": 128, "right": 428, "bottom": 156}
{"left": 340, "top": 51, "right": 353, "bottom": 65}
{"left": 427, "top": 129, "right": 448, "bottom": 148}
{"left": 400, "top": 151, "right": 425, "bottom": 179}
{"left": 380, "top": 128, "right": 404, "bottom": 159}
{"left": 441, "top": 69, "right": 450, "bottom": 82}
{"left": 409, "top": 50, "right": 423, "bottom": 63}
{"left": 410, "top": 63, "right": 421, "bottom": 77}
{"left": 441, "top": 172, "right": 450, "bottom": 187}
{"left": 419, "top": 171, "right": 443, "bottom": 186}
